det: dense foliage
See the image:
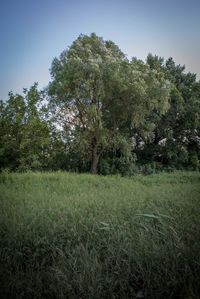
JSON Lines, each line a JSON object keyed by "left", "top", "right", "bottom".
{"left": 0, "top": 34, "right": 200, "bottom": 174}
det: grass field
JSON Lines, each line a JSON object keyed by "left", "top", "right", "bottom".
{"left": 0, "top": 171, "right": 200, "bottom": 298}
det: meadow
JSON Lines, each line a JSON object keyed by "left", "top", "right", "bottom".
{"left": 0, "top": 171, "right": 200, "bottom": 298}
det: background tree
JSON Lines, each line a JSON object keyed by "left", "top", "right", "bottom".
{"left": 137, "top": 54, "right": 200, "bottom": 169}
{"left": 0, "top": 93, "right": 26, "bottom": 169}
{"left": 0, "top": 84, "right": 60, "bottom": 171}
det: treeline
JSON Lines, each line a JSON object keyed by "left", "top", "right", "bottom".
{"left": 0, "top": 33, "right": 200, "bottom": 174}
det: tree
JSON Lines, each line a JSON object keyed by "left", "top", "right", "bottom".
{"left": 0, "top": 93, "right": 26, "bottom": 169}
{"left": 48, "top": 33, "right": 170, "bottom": 174}
{"left": 139, "top": 54, "right": 200, "bottom": 168}
{"left": 0, "top": 84, "right": 57, "bottom": 171}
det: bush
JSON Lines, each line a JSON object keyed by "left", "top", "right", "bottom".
{"left": 190, "top": 154, "right": 199, "bottom": 171}
{"left": 99, "top": 156, "right": 136, "bottom": 176}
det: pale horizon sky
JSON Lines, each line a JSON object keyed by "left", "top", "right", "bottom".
{"left": 1, "top": 0, "right": 200, "bottom": 101}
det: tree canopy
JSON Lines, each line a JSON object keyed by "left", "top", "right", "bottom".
{"left": 1, "top": 33, "right": 200, "bottom": 174}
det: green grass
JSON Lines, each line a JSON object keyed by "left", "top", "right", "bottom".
{"left": 0, "top": 171, "right": 200, "bottom": 298}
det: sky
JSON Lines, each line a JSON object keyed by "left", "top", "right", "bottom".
{"left": 0, "top": 0, "right": 200, "bottom": 101}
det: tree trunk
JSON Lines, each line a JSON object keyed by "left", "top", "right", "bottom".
{"left": 90, "top": 140, "right": 100, "bottom": 174}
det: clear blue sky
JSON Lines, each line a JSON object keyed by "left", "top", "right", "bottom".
{"left": 1, "top": 0, "right": 200, "bottom": 101}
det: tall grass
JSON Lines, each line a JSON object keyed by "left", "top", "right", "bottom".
{"left": 0, "top": 171, "right": 200, "bottom": 298}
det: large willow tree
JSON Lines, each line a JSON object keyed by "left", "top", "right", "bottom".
{"left": 48, "top": 33, "right": 170, "bottom": 174}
